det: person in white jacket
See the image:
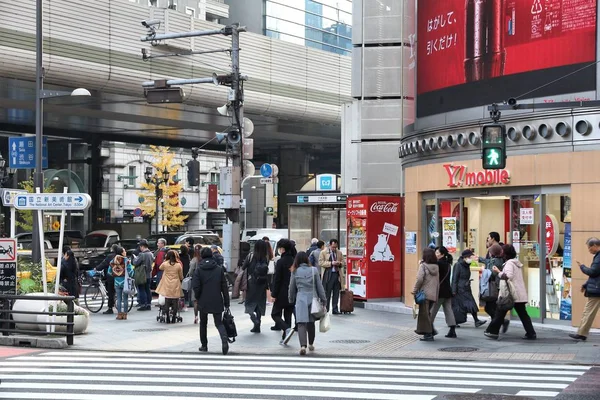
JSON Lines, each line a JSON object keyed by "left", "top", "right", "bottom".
{"left": 484, "top": 244, "right": 537, "bottom": 340}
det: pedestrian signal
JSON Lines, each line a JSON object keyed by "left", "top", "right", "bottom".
{"left": 481, "top": 124, "right": 506, "bottom": 170}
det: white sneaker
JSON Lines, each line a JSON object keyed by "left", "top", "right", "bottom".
{"left": 308, "top": 344, "right": 315, "bottom": 351}
{"left": 299, "top": 347, "right": 306, "bottom": 355}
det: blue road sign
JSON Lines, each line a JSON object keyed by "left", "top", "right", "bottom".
{"left": 8, "top": 137, "right": 48, "bottom": 169}
{"left": 260, "top": 163, "right": 273, "bottom": 178}
{"left": 13, "top": 193, "right": 92, "bottom": 211}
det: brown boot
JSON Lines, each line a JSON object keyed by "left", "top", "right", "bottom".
{"left": 123, "top": 313, "right": 127, "bottom": 320}
{"left": 116, "top": 313, "right": 123, "bottom": 320}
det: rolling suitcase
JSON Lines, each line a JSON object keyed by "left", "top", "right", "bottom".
{"left": 340, "top": 290, "right": 354, "bottom": 314}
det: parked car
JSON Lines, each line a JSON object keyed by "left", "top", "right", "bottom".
{"left": 175, "top": 232, "right": 222, "bottom": 247}
{"left": 80, "top": 230, "right": 120, "bottom": 248}
{"left": 145, "top": 232, "right": 184, "bottom": 250}
{"left": 15, "top": 230, "right": 84, "bottom": 249}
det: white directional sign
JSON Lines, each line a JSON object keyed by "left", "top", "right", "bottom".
{"left": 260, "top": 178, "right": 273, "bottom": 184}
{"left": 14, "top": 193, "right": 92, "bottom": 210}
{"left": 1, "top": 189, "right": 27, "bottom": 207}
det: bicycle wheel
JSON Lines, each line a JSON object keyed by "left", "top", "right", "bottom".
{"left": 128, "top": 293, "right": 135, "bottom": 312}
{"left": 84, "top": 284, "right": 104, "bottom": 313}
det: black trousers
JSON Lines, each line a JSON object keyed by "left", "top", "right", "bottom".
{"left": 200, "top": 312, "right": 228, "bottom": 347}
{"left": 105, "top": 274, "right": 115, "bottom": 308}
{"left": 487, "top": 302, "right": 536, "bottom": 336}
{"left": 325, "top": 273, "right": 341, "bottom": 313}
{"left": 271, "top": 302, "right": 294, "bottom": 333}
{"left": 484, "top": 300, "right": 497, "bottom": 319}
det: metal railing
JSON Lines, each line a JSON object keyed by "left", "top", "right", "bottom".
{"left": 0, "top": 294, "right": 76, "bottom": 345}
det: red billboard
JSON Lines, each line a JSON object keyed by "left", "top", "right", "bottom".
{"left": 417, "top": 0, "right": 597, "bottom": 116}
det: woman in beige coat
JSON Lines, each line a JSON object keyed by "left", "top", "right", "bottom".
{"left": 413, "top": 248, "right": 440, "bottom": 341}
{"left": 156, "top": 250, "right": 183, "bottom": 323}
{"left": 485, "top": 244, "right": 536, "bottom": 340}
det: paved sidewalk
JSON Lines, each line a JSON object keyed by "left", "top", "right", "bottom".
{"left": 68, "top": 301, "right": 600, "bottom": 364}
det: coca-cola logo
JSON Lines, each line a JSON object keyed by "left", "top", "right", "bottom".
{"left": 370, "top": 202, "right": 399, "bottom": 213}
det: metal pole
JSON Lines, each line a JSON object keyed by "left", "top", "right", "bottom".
{"left": 154, "top": 185, "right": 159, "bottom": 234}
{"left": 32, "top": 0, "right": 44, "bottom": 263}
{"left": 140, "top": 28, "right": 226, "bottom": 42}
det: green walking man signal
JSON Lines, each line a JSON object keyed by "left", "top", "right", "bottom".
{"left": 481, "top": 124, "right": 507, "bottom": 170}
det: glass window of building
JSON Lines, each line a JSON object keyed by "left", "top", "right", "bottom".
{"left": 264, "top": 0, "right": 352, "bottom": 55}
{"left": 128, "top": 166, "right": 137, "bottom": 187}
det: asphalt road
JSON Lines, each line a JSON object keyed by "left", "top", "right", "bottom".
{"left": 0, "top": 349, "right": 594, "bottom": 399}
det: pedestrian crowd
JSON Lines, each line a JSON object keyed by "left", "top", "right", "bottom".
{"left": 412, "top": 232, "right": 600, "bottom": 343}
{"left": 81, "top": 236, "right": 348, "bottom": 355}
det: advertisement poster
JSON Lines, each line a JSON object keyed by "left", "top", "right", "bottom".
{"left": 405, "top": 231, "right": 417, "bottom": 255}
{"left": 442, "top": 217, "right": 457, "bottom": 253}
{"left": 417, "top": 0, "right": 597, "bottom": 115}
{"left": 347, "top": 198, "right": 367, "bottom": 260}
{"left": 560, "top": 223, "right": 572, "bottom": 320}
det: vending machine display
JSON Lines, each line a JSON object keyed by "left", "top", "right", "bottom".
{"left": 346, "top": 195, "right": 403, "bottom": 300}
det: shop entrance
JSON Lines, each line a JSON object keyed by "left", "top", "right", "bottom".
{"left": 423, "top": 187, "right": 571, "bottom": 323}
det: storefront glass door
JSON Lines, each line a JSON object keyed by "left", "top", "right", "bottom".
{"left": 318, "top": 208, "right": 347, "bottom": 254}
{"left": 438, "top": 199, "right": 463, "bottom": 259}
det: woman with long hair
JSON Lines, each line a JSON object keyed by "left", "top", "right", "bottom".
{"left": 60, "top": 246, "right": 80, "bottom": 300}
{"left": 156, "top": 250, "right": 184, "bottom": 324}
{"left": 242, "top": 240, "right": 270, "bottom": 332}
{"left": 288, "top": 251, "right": 326, "bottom": 355}
{"left": 108, "top": 248, "right": 134, "bottom": 320}
{"left": 413, "top": 248, "right": 439, "bottom": 341}
{"left": 431, "top": 246, "right": 457, "bottom": 338}
{"left": 188, "top": 244, "right": 203, "bottom": 323}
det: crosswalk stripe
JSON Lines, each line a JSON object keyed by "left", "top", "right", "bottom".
{"left": 37, "top": 351, "right": 593, "bottom": 370}
{"left": 7, "top": 356, "right": 587, "bottom": 376}
{"left": 0, "top": 373, "right": 573, "bottom": 390}
{"left": 0, "top": 382, "right": 460, "bottom": 399}
{"left": 0, "top": 352, "right": 584, "bottom": 399}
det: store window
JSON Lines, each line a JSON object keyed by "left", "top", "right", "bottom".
{"left": 289, "top": 206, "right": 312, "bottom": 251}
{"left": 128, "top": 166, "right": 136, "bottom": 187}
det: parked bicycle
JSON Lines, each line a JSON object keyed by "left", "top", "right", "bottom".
{"left": 84, "top": 270, "right": 134, "bottom": 313}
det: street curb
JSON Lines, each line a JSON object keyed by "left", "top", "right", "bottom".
{"left": 0, "top": 335, "right": 67, "bottom": 349}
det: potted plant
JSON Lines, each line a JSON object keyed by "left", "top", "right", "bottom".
{"left": 36, "top": 301, "right": 90, "bottom": 335}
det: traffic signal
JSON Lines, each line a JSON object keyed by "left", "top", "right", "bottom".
{"left": 187, "top": 159, "right": 200, "bottom": 187}
{"left": 481, "top": 124, "right": 506, "bottom": 169}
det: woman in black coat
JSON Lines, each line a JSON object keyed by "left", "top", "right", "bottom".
{"left": 179, "top": 245, "right": 191, "bottom": 311}
{"left": 271, "top": 239, "right": 295, "bottom": 343}
{"left": 242, "top": 240, "right": 269, "bottom": 333}
{"left": 60, "top": 247, "right": 80, "bottom": 299}
{"left": 192, "top": 247, "right": 230, "bottom": 355}
{"left": 430, "top": 246, "right": 457, "bottom": 338}
{"left": 451, "top": 249, "right": 486, "bottom": 328}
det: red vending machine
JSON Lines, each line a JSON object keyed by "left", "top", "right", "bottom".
{"left": 346, "top": 195, "right": 403, "bottom": 300}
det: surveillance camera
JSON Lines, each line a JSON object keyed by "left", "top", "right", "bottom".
{"left": 507, "top": 97, "right": 517, "bottom": 108}
{"left": 141, "top": 19, "right": 161, "bottom": 28}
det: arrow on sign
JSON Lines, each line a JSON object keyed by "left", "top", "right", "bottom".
{"left": 75, "top": 196, "right": 83, "bottom": 202}
{"left": 11, "top": 142, "right": 16, "bottom": 151}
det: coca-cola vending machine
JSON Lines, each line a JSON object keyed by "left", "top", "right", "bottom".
{"left": 346, "top": 195, "right": 403, "bottom": 300}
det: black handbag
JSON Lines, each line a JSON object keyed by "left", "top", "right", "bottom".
{"left": 223, "top": 308, "right": 237, "bottom": 343}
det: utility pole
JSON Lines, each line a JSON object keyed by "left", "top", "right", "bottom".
{"left": 140, "top": 21, "right": 250, "bottom": 272}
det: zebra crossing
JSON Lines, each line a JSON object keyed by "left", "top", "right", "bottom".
{"left": 0, "top": 350, "right": 589, "bottom": 399}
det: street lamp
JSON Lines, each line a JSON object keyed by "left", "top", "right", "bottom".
{"left": 145, "top": 166, "right": 170, "bottom": 233}
{"left": 31, "top": 0, "right": 91, "bottom": 263}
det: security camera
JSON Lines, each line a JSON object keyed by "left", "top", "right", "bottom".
{"left": 141, "top": 19, "right": 161, "bottom": 28}
{"left": 507, "top": 97, "right": 517, "bottom": 109}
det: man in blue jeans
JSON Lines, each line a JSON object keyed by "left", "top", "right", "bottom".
{"left": 134, "top": 240, "right": 155, "bottom": 311}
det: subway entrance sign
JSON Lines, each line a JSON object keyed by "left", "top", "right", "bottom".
{"left": 481, "top": 124, "right": 506, "bottom": 170}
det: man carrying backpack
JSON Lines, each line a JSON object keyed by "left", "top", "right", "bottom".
{"left": 242, "top": 240, "right": 270, "bottom": 333}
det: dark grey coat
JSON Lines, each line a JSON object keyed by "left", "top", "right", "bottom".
{"left": 451, "top": 258, "right": 479, "bottom": 324}
{"left": 243, "top": 254, "right": 268, "bottom": 316}
{"left": 289, "top": 264, "right": 326, "bottom": 323}
{"left": 192, "top": 257, "right": 230, "bottom": 314}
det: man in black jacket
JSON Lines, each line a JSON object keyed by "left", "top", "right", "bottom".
{"left": 569, "top": 237, "right": 600, "bottom": 341}
{"left": 192, "top": 247, "right": 230, "bottom": 355}
{"left": 271, "top": 239, "right": 295, "bottom": 344}
{"left": 94, "top": 244, "right": 119, "bottom": 314}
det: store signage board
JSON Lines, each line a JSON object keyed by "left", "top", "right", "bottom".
{"left": 0, "top": 239, "right": 17, "bottom": 295}
{"left": 1, "top": 189, "right": 27, "bottom": 207}
{"left": 443, "top": 164, "right": 510, "bottom": 188}
{"left": 14, "top": 193, "right": 92, "bottom": 210}
{"left": 520, "top": 208, "right": 534, "bottom": 225}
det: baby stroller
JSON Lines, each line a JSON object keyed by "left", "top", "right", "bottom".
{"left": 157, "top": 296, "right": 183, "bottom": 324}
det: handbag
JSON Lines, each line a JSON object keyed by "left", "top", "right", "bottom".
{"left": 222, "top": 308, "right": 237, "bottom": 343}
{"left": 497, "top": 279, "right": 515, "bottom": 311}
{"left": 319, "top": 310, "right": 331, "bottom": 333}
{"left": 310, "top": 267, "right": 326, "bottom": 319}
{"left": 414, "top": 290, "right": 426, "bottom": 305}
{"left": 181, "top": 276, "right": 192, "bottom": 291}
{"left": 123, "top": 266, "right": 136, "bottom": 296}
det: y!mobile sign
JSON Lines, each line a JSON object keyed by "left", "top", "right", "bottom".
{"left": 444, "top": 164, "right": 510, "bottom": 188}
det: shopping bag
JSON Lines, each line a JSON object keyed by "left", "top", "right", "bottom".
{"left": 311, "top": 296, "right": 326, "bottom": 319}
{"left": 123, "top": 267, "right": 136, "bottom": 296}
{"left": 181, "top": 276, "right": 192, "bottom": 291}
{"left": 319, "top": 311, "right": 331, "bottom": 333}
{"left": 158, "top": 294, "right": 166, "bottom": 306}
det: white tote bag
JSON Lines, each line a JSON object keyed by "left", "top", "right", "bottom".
{"left": 319, "top": 311, "right": 331, "bottom": 333}
{"left": 123, "top": 267, "right": 136, "bottom": 295}
{"left": 310, "top": 267, "right": 326, "bottom": 319}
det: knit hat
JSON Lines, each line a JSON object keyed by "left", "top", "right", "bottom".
{"left": 489, "top": 244, "right": 503, "bottom": 258}
{"left": 461, "top": 249, "right": 474, "bottom": 258}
